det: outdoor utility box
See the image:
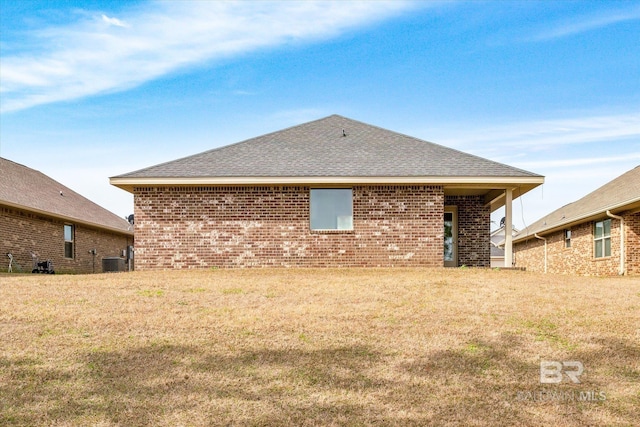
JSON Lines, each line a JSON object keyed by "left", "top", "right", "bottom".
{"left": 102, "top": 257, "right": 125, "bottom": 273}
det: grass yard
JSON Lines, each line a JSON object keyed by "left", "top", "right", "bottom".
{"left": 0, "top": 269, "right": 638, "bottom": 426}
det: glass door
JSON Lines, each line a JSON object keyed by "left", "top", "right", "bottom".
{"left": 444, "top": 207, "right": 457, "bottom": 267}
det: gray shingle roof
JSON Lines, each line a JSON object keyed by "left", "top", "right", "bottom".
{"left": 514, "top": 165, "right": 640, "bottom": 241}
{"left": 114, "top": 115, "right": 541, "bottom": 179}
{"left": 491, "top": 245, "right": 505, "bottom": 257}
{"left": 1, "top": 157, "right": 133, "bottom": 234}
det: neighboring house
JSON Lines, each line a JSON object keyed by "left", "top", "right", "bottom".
{"left": 513, "top": 166, "right": 640, "bottom": 276}
{"left": 490, "top": 224, "right": 519, "bottom": 268}
{"left": 110, "top": 115, "right": 543, "bottom": 269}
{"left": 1, "top": 158, "right": 134, "bottom": 274}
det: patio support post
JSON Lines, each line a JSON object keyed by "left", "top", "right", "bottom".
{"left": 504, "top": 188, "right": 513, "bottom": 267}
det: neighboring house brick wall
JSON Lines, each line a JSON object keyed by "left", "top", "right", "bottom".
{"left": 514, "top": 217, "right": 626, "bottom": 275}
{"left": 624, "top": 211, "right": 640, "bottom": 275}
{"left": 1, "top": 205, "right": 133, "bottom": 273}
{"left": 132, "top": 185, "right": 492, "bottom": 269}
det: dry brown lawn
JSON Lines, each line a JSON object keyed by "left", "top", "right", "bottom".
{"left": 0, "top": 268, "right": 638, "bottom": 426}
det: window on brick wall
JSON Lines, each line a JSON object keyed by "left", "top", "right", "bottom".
{"left": 310, "top": 189, "right": 353, "bottom": 230}
{"left": 594, "top": 219, "right": 611, "bottom": 258}
{"left": 564, "top": 229, "right": 571, "bottom": 248}
{"left": 64, "top": 224, "right": 74, "bottom": 259}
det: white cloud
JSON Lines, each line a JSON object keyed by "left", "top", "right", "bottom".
{"left": 0, "top": 1, "right": 417, "bottom": 113}
{"left": 511, "top": 153, "right": 640, "bottom": 170}
{"left": 428, "top": 111, "right": 640, "bottom": 229}
{"left": 529, "top": 6, "right": 640, "bottom": 41}
{"left": 436, "top": 113, "right": 640, "bottom": 151}
{"left": 101, "top": 14, "right": 128, "bottom": 28}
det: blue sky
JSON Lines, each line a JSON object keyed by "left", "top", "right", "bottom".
{"left": 1, "top": 0, "right": 639, "bottom": 230}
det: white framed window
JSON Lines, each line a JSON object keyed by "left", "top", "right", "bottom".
{"left": 64, "top": 224, "right": 74, "bottom": 259}
{"left": 594, "top": 219, "right": 611, "bottom": 258}
{"left": 310, "top": 189, "right": 353, "bottom": 230}
{"left": 564, "top": 229, "right": 571, "bottom": 248}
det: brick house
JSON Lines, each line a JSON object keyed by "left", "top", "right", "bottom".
{"left": 490, "top": 225, "right": 519, "bottom": 268}
{"left": 513, "top": 165, "right": 640, "bottom": 275}
{"left": 110, "top": 115, "right": 543, "bottom": 269}
{"left": 1, "top": 158, "right": 134, "bottom": 274}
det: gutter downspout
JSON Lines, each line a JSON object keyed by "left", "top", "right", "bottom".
{"left": 534, "top": 233, "right": 547, "bottom": 273}
{"left": 606, "top": 210, "right": 625, "bottom": 275}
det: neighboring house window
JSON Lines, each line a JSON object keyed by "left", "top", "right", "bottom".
{"left": 564, "top": 229, "right": 571, "bottom": 248}
{"left": 64, "top": 224, "right": 74, "bottom": 259}
{"left": 594, "top": 219, "right": 611, "bottom": 258}
{"left": 310, "top": 189, "right": 353, "bottom": 230}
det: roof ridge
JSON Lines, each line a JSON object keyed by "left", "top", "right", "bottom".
{"left": 113, "top": 115, "right": 344, "bottom": 178}
{"left": 2, "top": 157, "right": 98, "bottom": 203}
{"left": 574, "top": 164, "right": 640, "bottom": 201}
{"left": 0, "top": 156, "right": 32, "bottom": 169}
{"left": 331, "top": 116, "right": 542, "bottom": 177}
{"left": 515, "top": 164, "right": 640, "bottom": 240}
{"left": 111, "top": 114, "right": 544, "bottom": 182}
{"left": 1, "top": 157, "right": 132, "bottom": 234}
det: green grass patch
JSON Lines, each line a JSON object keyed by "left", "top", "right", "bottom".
{"left": 136, "top": 289, "right": 165, "bottom": 297}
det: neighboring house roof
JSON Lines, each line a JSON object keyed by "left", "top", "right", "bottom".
{"left": 491, "top": 225, "right": 519, "bottom": 239}
{"left": 111, "top": 115, "right": 543, "bottom": 210}
{"left": 1, "top": 157, "right": 133, "bottom": 235}
{"left": 490, "top": 225, "right": 519, "bottom": 257}
{"left": 491, "top": 245, "right": 505, "bottom": 258}
{"left": 514, "top": 165, "right": 640, "bottom": 242}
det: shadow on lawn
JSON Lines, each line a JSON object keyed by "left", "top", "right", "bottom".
{"left": 2, "top": 344, "right": 388, "bottom": 426}
{"left": 398, "top": 333, "right": 639, "bottom": 426}
{"left": 82, "top": 343, "right": 388, "bottom": 426}
{"left": 1, "top": 334, "right": 638, "bottom": 426}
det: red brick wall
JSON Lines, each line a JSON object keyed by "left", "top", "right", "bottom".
{"left": 132, "top": 186, "right": 491, "bottom": 269}
{"left": 625, "top": 211, "right": 640, "bottom": 275}
{"left": 513, "top": 213, "right": 639, "bottom": 276}
{"left": 1, "top": 205, "right": 133, "bottom": 274}
{"left": 445, "top": 195, "right": 491, "bottom": 267}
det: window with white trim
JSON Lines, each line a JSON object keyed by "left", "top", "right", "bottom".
{"left": 564, "top": 229, "right": 571, "bottom": 248}
{"left": 594, "top": 219, "right": 611, "bottom": 258}
{"left": 310, "top": 189, "right": 353, "bottom": 230}
{"left": 64, "top": 224, "right": 74, "bottom": 259}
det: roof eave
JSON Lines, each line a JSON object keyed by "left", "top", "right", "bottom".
{"left": 1, "top": 200, "right": 134, "bottom": 236}
{"left": 110, "top": 175, "right": 544, "bottom": 194}
{"left": 513, "top": 197, "right": 640, "bottom": 243}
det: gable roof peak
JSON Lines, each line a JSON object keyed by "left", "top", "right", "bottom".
{"left": 112, "top": 114, "right": 542, "bottom": 182}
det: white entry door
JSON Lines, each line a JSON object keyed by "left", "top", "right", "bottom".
{"left": 444, "top": 207, "right": 458, "bottom": 267}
